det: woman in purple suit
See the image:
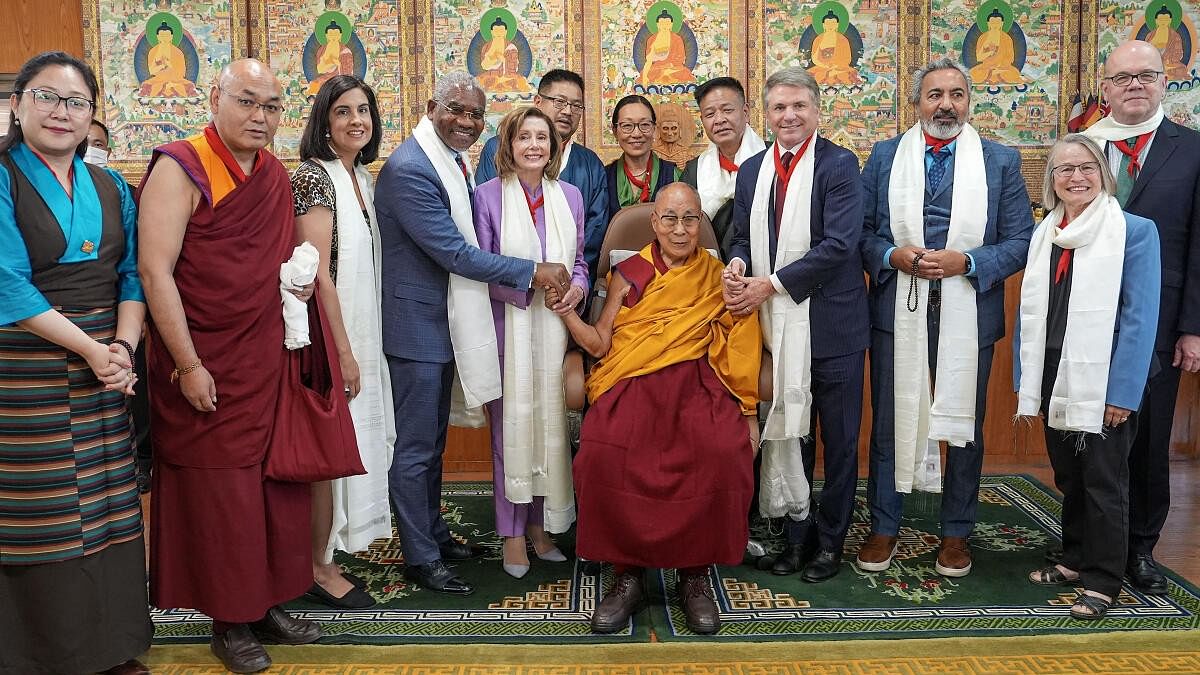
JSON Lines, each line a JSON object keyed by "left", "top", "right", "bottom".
{"left": 473, "top": 107, "right": 589, "bottom": 578}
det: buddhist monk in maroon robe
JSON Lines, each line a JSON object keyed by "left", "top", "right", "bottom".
{"left": 138, "top": 59, "right": 348, "bottom": 674}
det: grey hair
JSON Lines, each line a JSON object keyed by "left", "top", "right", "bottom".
{"left": 1042, "top": 133, "right": 1117, "bottom": 209}
{"left": 432, "top": 71, "right": 483, "bottom": 103}
{"left": 763, "top": 67, "right": 820, "bottom": 108}
{"left": 909, "top": 58, "right": 972, "bottom": 104}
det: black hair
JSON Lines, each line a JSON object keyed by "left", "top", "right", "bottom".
{"left": 611, "top": 94, "right": 656, "bottom": 127}
{"left": 299, "top": 75, "right": 383, "bottom": 165}
{"left": 823, "top": 10, "right": 838, "bottom": 21}
{"left": 90, "top": 118, "right": 110, "bottom": 142}
{"left": 694, "top": 76, "right": 746, "bottom": 106}
{"left": 1156, "top": 5, "right": 1174, "bottom": 16}
{"left": 157, "top": 21, "right": 174, "bottom": 33}
{"left": 657, "top": 9, "right": 673, "bottom": 21}
{"left": 491, "top": 16, "right": 508, "bottom": 28}
{"left": 0, "top": 51, "right": 99, "bottom": 157}
{"left": 538, "top": 68, "right": 584, "bottom": 94}
{"left": 988, "top": 8, "right": 1004, "bottom": 19}
{"left": 326, "top": 21, "right": 343, "bottom": 31}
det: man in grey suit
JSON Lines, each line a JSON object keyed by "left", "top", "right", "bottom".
{"left": 375, "top": 72, "right": 570, "bottom": 595}
{"left": 857, "top": 58, "right": 1033, "bottom": 578}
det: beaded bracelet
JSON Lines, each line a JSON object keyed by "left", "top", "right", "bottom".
{"left": 170, "top": 360, "right": 202, "bottom": 383}
{"left": 111, "top": 338, "right": 135, "bottom": 362}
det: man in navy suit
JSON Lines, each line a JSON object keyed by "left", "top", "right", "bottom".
{"left": 375, "top": 72, "right": 571, "bottom": 596}
{"left": 726, "top": 67, "right": 868, "bottom": 583}
{"left": 475, "top": 69, "right": 609, "bottom": 281}
{"left": 1083, "top": 41, "right": 1200, "bottom": 594}
{"left": 857, "top": 59, "right": 1033, "bottom": 578}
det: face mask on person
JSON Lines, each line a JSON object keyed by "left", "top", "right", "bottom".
{"left": 83, "top": 146, "right": 109, "bottom": 167}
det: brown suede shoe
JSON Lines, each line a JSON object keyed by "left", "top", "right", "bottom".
{"left": 855, "top": 533, "right": 899, "bottom": 572}
{"left": 210, "top": 624, "right": 271, "bottom": 674}
{"left": 248, "top": 605, "right": 323, "bottom": 645}
{"left": 935, "top": 536, "right": 972, "bottom": 577}
{"left": 678, "top": 572, "right": 721, "bottom": 634}
{"left": 591, "top": 571, "right": 643, "bottom": 634}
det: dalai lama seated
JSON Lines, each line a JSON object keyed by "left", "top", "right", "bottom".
{"left": 546, "top": 183, "right": 761, "bottom": 635}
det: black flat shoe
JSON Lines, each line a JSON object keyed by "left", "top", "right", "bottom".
{"left": 439, "top": 540, "right": 486, "bottom": 561}
{"left": 1044, "top": 547, "right": 1063, "bottom": 564}
{"left": 801, "top": 550, "right": 842, "bottom": 583}
{"left": 1127, "top": 553, "right": 1168, "bottom": 595}
{"left": 343, "top": 571, "right": 369, "bottom": 590}
{"left": 305, "top": 581, "right": 377, "bottom": 609}
{"left": 404, "top": 560, "right": 475, "bottom": 595}
{"left": 771, "top": 544, "right": 806, "bottom": 576}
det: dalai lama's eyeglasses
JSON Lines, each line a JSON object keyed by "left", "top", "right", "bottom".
{"left": 17, "top": 88, "right": 94, "bottom": 117}
{"left": 1103, "top": 71, "right": 1163, "bottom": 87}
{"left": 655, "top": 213, "right": 702, "bottom": 227}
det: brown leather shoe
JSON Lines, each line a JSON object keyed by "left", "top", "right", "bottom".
{"left": 210, "top": 624, "right": 271, "bottom": 673}
{"left": 99, "top": 659, "right": 151, "bottom": 675}
{"left": 248, "top": 605, "right": 323, "bottom": 645}
{"left": 855, "top": 533, "right": 899, "bottom": 572}
{"left": 591, "top": 571, "right": 643, "bottom": 633}
{"left": 935, "top": 536, "right": 972, "bottom": 577}
{"left": 678, "top": 572, "right": 721, "bottom": 634}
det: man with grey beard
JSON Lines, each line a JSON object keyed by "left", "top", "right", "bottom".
{"left": 856, "top": 58, "right": 1033, "bottom": 578}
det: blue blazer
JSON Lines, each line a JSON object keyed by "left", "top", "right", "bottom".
{"left": 1013, "top": 211, "right": 1162, "bottom": 411}
{"left": 859, "top": 135, "right": 1034, "bottom": 346}
{"left": 728, "top": 137, "right": 869, "bottom": 359}
{"left": 1116, "top": 118, "right": 1200, "bottom": 353}
{"left": 375, "top": 135, "right": 535, "bottom": 363}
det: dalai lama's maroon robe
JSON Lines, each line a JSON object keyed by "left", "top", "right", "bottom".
{"left": 142, "top": 128, "right": 323, "bottom": 623}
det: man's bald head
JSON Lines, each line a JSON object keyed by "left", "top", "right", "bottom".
{"left": 651, "top": 183, "right": 704, "bottom": 263}
{"left": 210, "top": 58, "right": 284, "bottom": 159}
{"left": 1101, "top": 41, "right": 1167, "bottom": 125}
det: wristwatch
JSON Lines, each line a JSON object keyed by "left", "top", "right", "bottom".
{"left": 963, "top": 252, "right": 974, "bottom": 275}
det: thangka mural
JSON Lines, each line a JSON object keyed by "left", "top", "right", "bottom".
{"left": 253, "top": 0, "right": 403, "bottom": 159}
{"left": 1097, "top": 0, "right": 1200, "bottom": 126}
{"left": 434, "top": 0, "right": 570, "bottom": 138}
{"left": 760, "top": 0, "right": 900, "bottom": 155}
{"left": 932, "top": 0, "right": 1066, "bottom": 147}
{"left": 596, "top": 0, "right": 730, "bottom": 148}
{"left": 84, "top": 0, "right": 245, "bottom": 174}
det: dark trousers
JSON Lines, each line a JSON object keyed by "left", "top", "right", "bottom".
{"left": 1043, "top": 349, "right": 1135, "bottom": 599}
{"left": 386, "top": 356, "right": 455, "bottom": 567}
{"left": 866, "top": 316, "right": 993, "bottom": 538}
{"left": 785, "top": 350, "right": 865, "bottom": 553}
{"left": 131, "top": 347, "right": 152, "bottom": 476}
{"left": 1128, "top": 352, "right": 1181, "bottom": 556}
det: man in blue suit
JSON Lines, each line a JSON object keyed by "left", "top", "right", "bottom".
{"left": 1083, "top": 40, "right": 1200, "bottom": 594}
{"left": 726, "top": 67, "right": 869, "bottom": 583}
{"left": 475, "top": 69, "right": 609, "bottom": 281}
{"left": 857, "top": 58, "right": 1033, "bottom": 578}
{"left": 375, "top": 72, "right": 571, "bottom": 596}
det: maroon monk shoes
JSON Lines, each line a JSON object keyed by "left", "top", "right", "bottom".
{"left": 678, "top": 571, "right": 721, "bottom": 634}
{"left": 591, "top": 570, "right": 643, "bottom": 633}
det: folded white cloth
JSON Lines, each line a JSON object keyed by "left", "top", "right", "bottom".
{"left": 280, "top": 241, "right": 320, "bottom": 350}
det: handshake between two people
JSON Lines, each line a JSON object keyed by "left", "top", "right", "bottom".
{"left": 721, "top": 258, "right": 773, "bottom": 317}
{"left": 534, "top": 262, "right": 585, "bottom": 316}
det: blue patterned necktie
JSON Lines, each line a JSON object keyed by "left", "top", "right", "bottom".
{"left": 928, "top": 146, "right": 950, "bottom": 192}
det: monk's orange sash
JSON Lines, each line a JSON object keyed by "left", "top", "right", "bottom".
{"left": 586, "top": 244, "right": 761, "bottom": 414}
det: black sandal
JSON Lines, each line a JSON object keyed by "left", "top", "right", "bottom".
{"left": 1070, "top": 593, "right": 1112, "bottom": 620}
{"left": 1028, "top": 565, "right": 1079, "bottom": 586}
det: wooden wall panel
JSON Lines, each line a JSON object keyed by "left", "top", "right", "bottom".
{"left": 0, "top": 0, "right": 84, "bottom": 71}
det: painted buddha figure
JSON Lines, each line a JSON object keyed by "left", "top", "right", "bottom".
{"left": 306, "top": 22, "right": 355, "bottom": 96}
{"left": 139, "top": 22, "right": 197, "bottom": 97}
{"left": 808, "top": 11, "right": 861, "bottom": 86}
{"left": 640, "top": 10, "right": 695, "bottom": 86}
{"left": 477, "top": 17, "right": 531, "bottom": 93}
{"left": 969, "top": 9, "right": 1023, "bottom": 85}
{"left": 1148, "top": 5, "right": 1189, "bottom": 81}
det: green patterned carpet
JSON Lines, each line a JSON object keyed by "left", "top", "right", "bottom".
{"left": 151, "top": 475, "right": 1200, "bottom": 644}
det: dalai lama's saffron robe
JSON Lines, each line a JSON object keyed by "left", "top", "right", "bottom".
{"left": 575, "top": 242, "right": 760, "bottom": 568}
{"left": 142, "top": 126, "right": 322, "bottom": 622}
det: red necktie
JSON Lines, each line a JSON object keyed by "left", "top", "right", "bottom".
{"left": 623, "top": 155, "right": 653, "bottom": 203}
{"left": 719, "top": 154, "right": 739, "bottom": 173}
{"left": 454, "top": 153, "right": 468, "bottom": 179}
{"left": 773, "top": 137, "right": 811, "bottom": 233}
{"left": 1054, "top": 215, "right": 1072, "bottom": 284}
{"left": 523, "top": 186, "right": 544, "bottom": 222}
{"left": 1113, "top": 132, "right": 1152, "bottom": 177}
